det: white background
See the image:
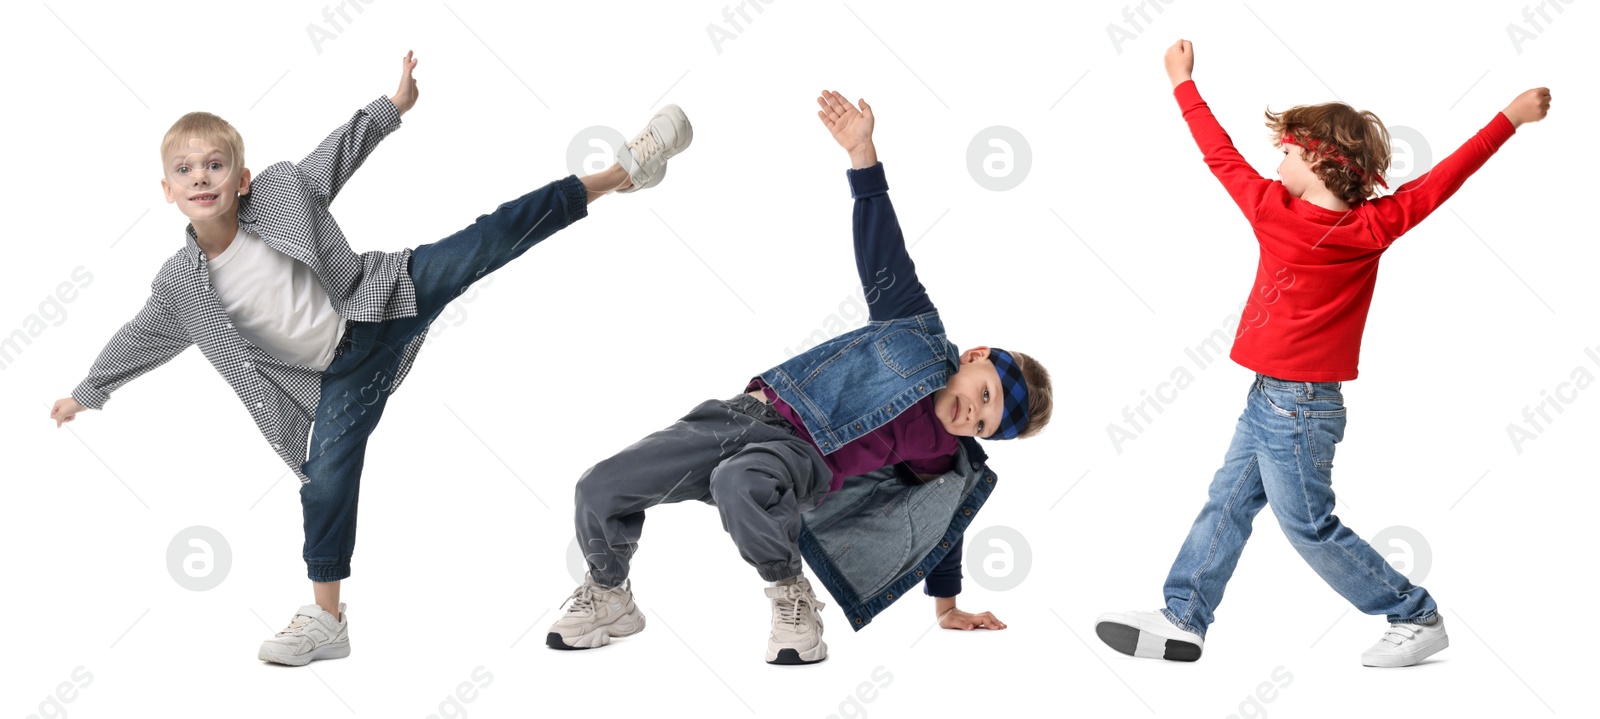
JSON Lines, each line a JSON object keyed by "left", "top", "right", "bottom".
{"left": 2, "top": 1, "right": 1592, "bottom": 717}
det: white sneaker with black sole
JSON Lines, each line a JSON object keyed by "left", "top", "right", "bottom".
{"left": 1095, "top": 609, "right": 1205, "bottom": 662}
{"left": 615, "top": 104, "right": 693, "bottom": 193}
{"left": 259, "top": 603, "right": 351, "bottom": 666}
{"left": 766, "top": 575, "right": 827, "bottom": 665}
{"left": 547, "top": 574, "right": 646, "bottom": 650}
{"left": 1362, "top": 615, "right": 1448, "bottom": 667}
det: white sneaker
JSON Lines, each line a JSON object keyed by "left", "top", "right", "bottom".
{"left": 546, "top": 574, "right": 646, "bottom": 650}
{"left": 615, "top": 104, "right": 693, "bottom": 193}
{"left": 766, "top": 575, "right": 827, "bottom": 665}
{"left": 1362, "top": 616, "right": 1449, "bottom": 667}
{"left": 1095, "top": 609, "right": 1204, "bottom": 662}
{"left": 259, "top": 603, "right": 351, "bottom": 666}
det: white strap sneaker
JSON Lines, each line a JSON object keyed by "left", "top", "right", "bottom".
{"left": 1362, "top": 616, "right": 1449, "bottom": 667}
{"left": 616, "top": 104, "right": 693, "bottom": 193}
{"left": 258, "top": 603, "right": 350, "bottom": 666}
{"left": 765, "top": 575, "right": 827, "bottom": 665}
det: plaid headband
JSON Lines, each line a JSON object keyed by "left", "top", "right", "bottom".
{"left": 1279, "top": 134, "right": 1389, "bottom": 189}
{"left": 984, "top": 348, "right": 1030, "bottom": 441}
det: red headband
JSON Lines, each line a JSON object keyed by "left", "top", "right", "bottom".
{"left": 1279, "top": 134, "right": 1388, "bottom": 189}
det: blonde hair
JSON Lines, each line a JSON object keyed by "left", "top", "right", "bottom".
{"left": 160, "top": 111, "right": 245, "bottom": 170}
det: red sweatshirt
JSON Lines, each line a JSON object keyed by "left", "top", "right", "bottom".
{"left": 1174, "top": 80, "right": 1516, "bottom": 381}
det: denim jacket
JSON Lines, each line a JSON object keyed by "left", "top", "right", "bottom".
{"left": 762, "top": 162, "right": 1001, "bottom": 628}
{"left": 801, "top": 435, "right": 996, "bottom": 629}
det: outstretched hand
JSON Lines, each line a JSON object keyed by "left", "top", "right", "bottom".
{"left": 50, "top": 397, "right": 86, "bottom": 428}
{"left": 390, "top": 50, "right": 419, "bottom": 115}
{"left": 1503, "top": 87, "right": 1552, "bottom": 128}
{"left": 1165, "top": 39, "right": 1194, "bottom": 88}
{"left": 816, "top": 90, "right": 878, "bottom": 169}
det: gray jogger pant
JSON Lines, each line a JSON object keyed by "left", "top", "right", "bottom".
{"left": 573, "top": 392, "right": 832, "bottom": 586}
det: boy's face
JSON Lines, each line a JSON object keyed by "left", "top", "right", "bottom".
{"left": 931, "top": 347, "right": 1005, "bottom": 438}
{"left": 1275, "top": 142, "right": 1320, "bottom": 199}
{"left": 160, "top": 137, "right": 250, "bottom": 222}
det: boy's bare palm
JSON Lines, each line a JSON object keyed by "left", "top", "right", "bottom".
{"left": 816, "top": 90, "right": 874, "bottom": 155}
{"left": 390, "top": 50, "right": 419, "bottom": 115}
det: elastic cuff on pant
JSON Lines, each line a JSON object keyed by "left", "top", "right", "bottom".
{"left": 558, "top": 175, "right": 589, "bottom": 224}
{"left": 306, "top": 561, "right": 351, "bottom": 583}
{"left": 757, "top": 562, "right": 802, "bottom": 583}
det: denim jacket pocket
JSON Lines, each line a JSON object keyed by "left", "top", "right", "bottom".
{"left": 875, "top": 327, "right": 945, "bottom": 378}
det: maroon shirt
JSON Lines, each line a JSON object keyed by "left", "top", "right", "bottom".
{"left": 747, "top": 377, "right": 958, "bottom": 493}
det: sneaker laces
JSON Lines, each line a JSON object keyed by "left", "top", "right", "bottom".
{"left": 275, "top": 613, "right": 314, "bottom": 638}
{"left": 563, "top": 583, "right": 601, "bottom": 615}
{"left": 628, "top": 125, "right": 664, "bottom": 164}
{"left": 772, "top": 584, "right": 821, "bottom": 631}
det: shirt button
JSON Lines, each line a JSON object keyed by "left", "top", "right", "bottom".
{"left": 226, "top": 323, "right": 233, "bottom": 328}
{"left": 272, "top": 443, "right": 282, "bottom": 449}
{"left": 854, "top": 423, "right": 862, "bottom": 430}
{"left": 941, "top": 541, "right": 950, "bottom": 548}
{"left": 255, "top": 402, "right": 264, "bottom": 408}
{"left": 242, "top": 361, "right": 251, "bottom": 367}
{"left": 938, "top": 477, "right": 945, "bottom": 484}
{"left": 970, "top": 461, "right": 981, "bottom": 470}
{"left": 963, "top": 508, "right": 972, "bottom": 516}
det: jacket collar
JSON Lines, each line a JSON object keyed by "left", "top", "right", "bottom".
{"left": 184, "top": 194, "right": 258, "bottom": 270}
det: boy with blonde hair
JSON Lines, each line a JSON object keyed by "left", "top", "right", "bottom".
{"left": 51, "top": 51, "right": 695, "bottom": 666}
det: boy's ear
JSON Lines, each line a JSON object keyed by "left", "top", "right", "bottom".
{"left": 160, "top": 177, "right": 175, "bottom": 204}
{"left": 962, "top": 346, "right": 991, "bottom": 363}
{"left": 238, "top": 167, "right": 252, "bottom": 196}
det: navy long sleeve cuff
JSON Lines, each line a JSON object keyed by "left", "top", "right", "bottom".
{"left": 923, "top": 532, "right": 964, "bottom": 598}
{"left": 847, "top": 161, "right": 889, "bottom": 198}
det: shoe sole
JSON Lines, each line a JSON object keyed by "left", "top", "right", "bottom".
{"left": 546, "top": 608, "right": 646, "bottom": 650}
{"left": 1362, "top": 636, "right": 1449, "bottom": 667}
{"left": 766, "top": 641, "right": 828, "bottom": 665}
{"left": 1096, "top": 621, "right": 1202, "bottom": 662}
{"left": 258, "top": 640, "right": 350, "bottom": 666}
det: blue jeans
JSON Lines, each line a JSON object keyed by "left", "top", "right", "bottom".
{"left": 299, "top": 175, "right": 588, "bottom": 582}
{"left": 1161, "top": 374, "right": 1438, "bottom": 637}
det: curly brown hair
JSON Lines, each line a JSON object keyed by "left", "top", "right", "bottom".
{"left": 1009, "top": 350, "right": 1053, "bottom": 439}
{"left": 1265, "top": 102, "right": 1390, "bottom": 205}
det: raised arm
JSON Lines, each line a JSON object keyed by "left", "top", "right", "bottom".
{"left": 1166, "top": 41, "right": 1276, "bottom": 220}
{"left": 294, "top": 51, "right": 418, "bottom": 204}
{"left": 1365, "top": 87, "right": 1547, "bottom": 244}
{"left": 816, "top": 90, "right": 935, "bottom": 321}
{"left": 58, "top": 286, "right": 194, "bottom": 421}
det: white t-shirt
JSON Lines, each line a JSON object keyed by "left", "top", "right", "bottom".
{"left": 208, "top": 228, "right": 347, "bottom": 371}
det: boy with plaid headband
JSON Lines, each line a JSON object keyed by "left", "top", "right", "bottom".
{"left": 547, "top": 90, "right": 1053, "bottom": 664}
{"left": 1095, "top": 40, "right": 1551, "bottom": 668}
